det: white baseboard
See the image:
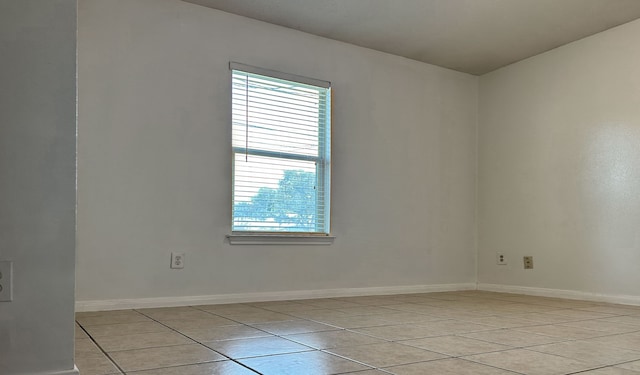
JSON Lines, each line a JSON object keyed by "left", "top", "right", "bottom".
{"left": 478, "top": 283, "right": 640, "bottom": 306}
{"left": 76, "top": 283, "right": 477, "bottom": 312}
{"left": 28, "top": 366, "right": 79, "bottom": 375}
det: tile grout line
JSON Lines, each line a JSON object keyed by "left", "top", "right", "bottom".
{"left": 132, "top": 308, "right": 267, "bottom": 375}
{"left": 76, "top": 322, "right": 128, "bottom": 375}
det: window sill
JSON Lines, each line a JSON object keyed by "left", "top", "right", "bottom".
{"left": 226, "top": 234, "right": 335, "bottom": 245}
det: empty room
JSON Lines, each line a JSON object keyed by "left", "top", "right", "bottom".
{"left": 2, "top": 0, "right": 640, "bottom": 374}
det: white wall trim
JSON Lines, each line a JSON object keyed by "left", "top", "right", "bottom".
{"left": 76, "top": 283, "right": 477, "bottom": 312}
{"left": 26, "top": 366, "right": 80, "bottom": 375}
{"left": 478, "top": 283, "right": 640, "bottom": 306}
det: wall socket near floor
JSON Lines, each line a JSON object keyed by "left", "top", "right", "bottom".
{"left": 170, "top": 252, "right": 185, "bottom": 269}
{"left": 523, "top": 256, "right": 534, "bottom": 269}
{"left": 496, "top": 253, "right": 507, "bottom": 265}
{"left": 0, "top": 261, "right": 14, "bottom": 302}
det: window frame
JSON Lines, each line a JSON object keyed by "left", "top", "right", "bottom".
{"left": 228, "top": 62, "right": 333, "bottom": 243}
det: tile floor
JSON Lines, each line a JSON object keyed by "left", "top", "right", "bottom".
{"left": 75, "top": 291, "right": 640, "bottom": 375}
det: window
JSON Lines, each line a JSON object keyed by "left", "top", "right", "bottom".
{"left": 230, "top": 63, "right": 331, "bottom": 235}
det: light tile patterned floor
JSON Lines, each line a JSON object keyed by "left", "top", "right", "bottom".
{"left": 75, "top": 291, "right": 640, "bottom": 375}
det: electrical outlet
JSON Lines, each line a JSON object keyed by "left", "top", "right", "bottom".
{"left": 0, "top": 261, "right": 14, "bottom": 302}
{"left": 170, "top": 253, "right": 184, "bottom": 269}
{"left": 523, "top": 256, "right": 533, "bottom": 269}
{"left": 496, "top": 253, "right": 507, "bottom": 265}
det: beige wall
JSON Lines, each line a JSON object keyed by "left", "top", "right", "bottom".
{"left": 77, "top": 0, "right": 478, "bottom": 307}
{"left": 478, "top": 19, "right": 640, "bottom": 302}
{"left": 0, "top": 0, "right": 78, "bottom": 373}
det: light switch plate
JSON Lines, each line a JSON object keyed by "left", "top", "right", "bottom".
{"left": 0, "top": 261, "right": 14, "bottom": 302}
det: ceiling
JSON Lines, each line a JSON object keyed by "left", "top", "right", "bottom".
{"left": 184, "top": 0, "right": 640, "bottom": 75}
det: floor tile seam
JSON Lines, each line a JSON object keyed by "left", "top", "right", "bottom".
{"left": 598, "top": 317, "right": 640, "bottom": 327}
{"left": 195, "top": 321, "right": 333, "bottom": 353}
{"left": 574, "top": 308, "right": 640, "bottom": 316}
{"left": 542, "top": 310, "right": 618, "bottom": 319}
{"left": 586, "top": 333, "right": 640, "bottom": 345}
{"left": 521, "top": 302, "right": 602, "bottom": 310}
{"left": 79, "top": 328, "right": 174, "bottom": 339}
{"left": 118, "top": 362, "right": 262, "bottom": 375}
{"left": 454, "top": 318, "right": 573, "bottom": 329}
{"left": 391, "top": 339, "right": 517, "bottom": 358}
{"left": 181, "top": 332, "right": 274, "bottom": 342}
{"left": 556, "top": 319, "right": 640, "bottom": 330}
{"left": 354, "top": 321, "right": 501, "bottom": 334}
{"left": 301, "top": 317, "right": 449, "bottom": 330}
{"left": 330, "top": 298, "right": 405, "bottom": 306}
{"left": 319, "top": 348, "right": 446, "bottom": 372}
{"left": 76, "top": 318, "right": 153, "bottom": 327}
{"left": 348, "top": 327, "right": 498, "bottom": 342}
{"left": 319, "top": 340, "right": 422, "bottom": 351}
{"left": 245, "top": 323, "right": 343, "bottom": 335}
{"left": 524, "top": 343, "right": 640, "bottom": 365}
{"left": 341, "top": 327, "right": 420, "bottom": 342}
{"left": 334, "top": 309, "right": 421, "bottom": 316}
{"left": 610, "top": 358, "right": 640, "bottom": 368}
{"left": 501, "top": 316, "right": 609, "bottom": 325}
{"left": 252, "top": 326, "right": 346, "bottom": 338}
{"left": 182, "top": 307, "right": 301, "bottom": 326}
{"left": 581, "top": 318, "right": 640, "bottom": 326}
{"left": 220, "top": 347, "right": 318, "bottom": 361}
{"left": 457, "top": 350, "right": 597, "bottom": 375}
{"left": 303, "top": 320, "right": 407, "bottom": 330}
{"left": 380, "top": 308, "right": 454, "bottom": 315}
{"left": 583, "top": 337, "right": 640, "bottom": 352}
{"left": 157, "top": 322, "right": 247, "bottom": 333}
{"left": 278, "top": 331, "right": 390, "bottom": 349}
{"left": 215, "top": 309, "right": 301, "bottom": 319}
{"left": 133, "top": 308, "right": 267, "bottom": 375}
{"left": 76, "top": 322, "right": 128, "bottom": 375}
{"left": 564, "top": 364, "right": 626, "bottom": 375}
{"left": 509, "top": 326, "right": 619, "bottom": 340}
{"left": 187, "top": 305, "right": 301, "bottom": 320}
{"left": 190, "top": 303, "right": 292, "bottom": 317}
{"left": 258, "top": 306, "right": 328, "bottom": 313}
{"left": 247, "top": 321, "right": 349, "bottom": 340}
{"left": 462, "top": 347, "right": 600, "bottom": 366}
{"left": 119, "top": 358, "right": 227, "bottom": 374}
{"left": 212, "top": 317, "right": 348, "bottom": 340}
{"left": 242, "top": 318, "right": 345, "bottom": 341}
{"left": 86, "top": 328, "right": 196, "bottom": 341}
{"left": 482, "top": 327, "right": 604, "bottom": 341}
{"left": 455, "top": 331, "right": 575, "bottom": 348}
{"left": 100, "top": 341, "right": 216, "bottom": 354}
{"left": 557, "top": 326, "right": 640, "bottom": 335}
{"left": 382, "top": 356, "right": 527, "bottom": 375}
{"left": 315, "top": 310, "right": 421, "bottom": 319}
{"left": 314, "top": 349, "right": 390, "bottom": 372}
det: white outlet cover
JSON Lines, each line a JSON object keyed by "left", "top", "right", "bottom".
{"left": 496, "top": 253, "right": 507, "bottom": 265}
{"left": 171, "top": 253, "right": 185, "bottom": 269}
{"left": 0, "top": 261, "right": 14, "bottom": 302}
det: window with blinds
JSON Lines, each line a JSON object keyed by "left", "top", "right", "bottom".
{"left": 230, "top": 63, "right": 331, "bottom": 234}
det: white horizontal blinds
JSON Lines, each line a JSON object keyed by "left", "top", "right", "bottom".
{"left": 231, "top": 66, "right": 331, "bottom": 233}
{"left": 232, "top": 73, "right": 322, "bottom": 157}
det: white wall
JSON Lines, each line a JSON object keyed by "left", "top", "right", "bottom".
{"left": 77, "top": 0, "right": 478, "bottom": 306}
{"left": 0, "top": 1, "right": 78, "bottom": 374}
{"left": 478, "top": 19, "right": 640, "bottom": 302}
